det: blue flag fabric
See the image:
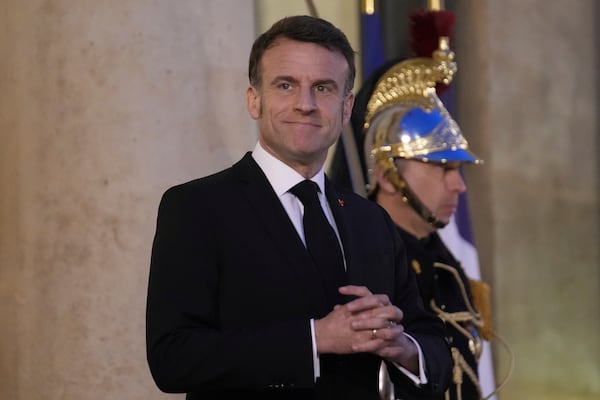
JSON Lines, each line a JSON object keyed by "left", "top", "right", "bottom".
{"left": 360, "top": 11, "right": 385, "bottom": 80}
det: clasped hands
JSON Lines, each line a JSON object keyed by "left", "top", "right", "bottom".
{"left": 314, "top": 285, "right": 419, "bottom": 373}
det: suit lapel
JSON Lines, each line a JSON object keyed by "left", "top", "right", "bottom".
{"left": 232, "top": 153, "right": 328, "bottom": 314}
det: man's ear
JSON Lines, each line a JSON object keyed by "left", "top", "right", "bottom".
{"left": 246, "top": 86, "right": 260, "bottom": 120}
{"left": 342, "top": 92, "right": 355, "bottom": 124}
{"left": 375, "top": 164, "right": 398, "bottom": 194}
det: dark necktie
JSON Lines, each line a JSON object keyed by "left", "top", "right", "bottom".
{"left": 290, "top": 180, "right": 346, "bottom": 308}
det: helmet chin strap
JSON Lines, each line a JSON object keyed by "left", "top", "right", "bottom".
{"left": 384, "top": 168, "right": 447, "bottom": 229}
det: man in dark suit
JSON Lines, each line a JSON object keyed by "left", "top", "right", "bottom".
{"left": 146, "top": 15, "right": 452, "bottom": 400}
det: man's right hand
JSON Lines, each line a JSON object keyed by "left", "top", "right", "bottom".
{"left": 314, "top": 285, "right": 403, "bottom": 355}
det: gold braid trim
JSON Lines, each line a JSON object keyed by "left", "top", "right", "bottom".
{"left": 435, "top": 303, "right": 516, "bottom": 400}
{"left": 431, "top": 298, "right": 484, "bottom": 361}
{"left": 433, "top": 262, "right": 483, "bottom": 316}
{"left": 432, "top": 263, "right": 516, "bottom": 399}
{"left": 448, "top": 347, "right": 483, "bottom": 400}
{"left": 433, "top": 262, "right": 494, "bottom": 339}
{"left": 431, "top": 263, "right": 486, "bottom": 349}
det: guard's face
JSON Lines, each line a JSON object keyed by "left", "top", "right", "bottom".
{"left": 399, "top": 160, "right": 467, "bottom": 226}
{"left": 246, "top": 38, "right": 354, "bottom": 174}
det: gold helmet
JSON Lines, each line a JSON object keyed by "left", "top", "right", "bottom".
{"left": 363, "top": 36, "right": 482, "bottom": 196}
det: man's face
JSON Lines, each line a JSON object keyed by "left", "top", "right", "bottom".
{"left": 246, "top": 38, "right": 354, "bottom": 173}
{"left": 399, "top": 159, "right": 467, "bottom": 226}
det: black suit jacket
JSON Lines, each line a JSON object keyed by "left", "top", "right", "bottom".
{"left": 146, "top": 152, "right": 451, "bottom": 400}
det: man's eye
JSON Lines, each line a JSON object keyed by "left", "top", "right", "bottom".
{"left": 279, "top": 83, "right": 291, "bottom": 90}
{"left": 443, "top": 166, "right": 461, "bottom": 173}
{"left": 316, "top": 85, "right": 328, "bottom": 92}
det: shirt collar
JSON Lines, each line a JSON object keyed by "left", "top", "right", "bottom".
{"left": 252, "top": 142, "right": 326, "bottom": 196}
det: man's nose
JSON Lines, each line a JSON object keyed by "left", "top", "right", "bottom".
{"left": 295, "top": 87, "right": 317, "bottom": 113}
{"left": 446, "top": 168, "right": 467, "bottom": 193}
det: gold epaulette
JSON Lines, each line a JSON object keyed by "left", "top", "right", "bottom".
{"left": 469, "top": 279, "right": 493, "bottom": 341}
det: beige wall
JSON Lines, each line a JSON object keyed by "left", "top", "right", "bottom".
{"left": 1, "top": 0, "right": 598, "bottom": 399}
{"left": 255, "top": 0, "right": 359, "bottom": 75}
{"left": 0, "top": 1, "right": 255, "bottom": 399}
{"left": 455, "top": 1, "right": 599, "bottom": 399}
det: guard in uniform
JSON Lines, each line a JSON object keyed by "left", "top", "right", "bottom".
{"left": 329, "top": 28, "right": 493, "bottom": 400}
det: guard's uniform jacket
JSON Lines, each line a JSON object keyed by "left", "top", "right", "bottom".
{"left": 396, "top": 228, "right": 482, "bottom": 400}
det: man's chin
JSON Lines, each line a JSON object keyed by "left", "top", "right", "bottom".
{"left": 435, "top": 214, "right": 452, "bottom": 227}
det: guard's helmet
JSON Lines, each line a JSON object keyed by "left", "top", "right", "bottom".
{"left": 363, "top": 37, "right": 481, "bottom": 196}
